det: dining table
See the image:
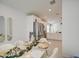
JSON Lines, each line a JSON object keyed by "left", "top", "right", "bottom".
{"left": 20, "top": 45, "right": 48, "bottom": 58}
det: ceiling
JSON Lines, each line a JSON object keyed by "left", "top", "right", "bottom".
{"left": 0, "top": 0, "right": 62, "bottom": 21}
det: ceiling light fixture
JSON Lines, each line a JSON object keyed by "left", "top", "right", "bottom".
{"left": 49, "top": 0, "right": 55, "bottom": 12}
{"left": 49, "top": 9, "right": 52, "bottom": 12}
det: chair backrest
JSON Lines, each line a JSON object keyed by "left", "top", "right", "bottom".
{"left": 49, "top": 48, "right": 58, "bottom": 58}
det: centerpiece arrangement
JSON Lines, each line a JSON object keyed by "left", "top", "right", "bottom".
{"left": 4, "top": 46, "right": 25, "bottom": 58}
{"left": 0, "top": 39, "right": 39, "bottom": 58}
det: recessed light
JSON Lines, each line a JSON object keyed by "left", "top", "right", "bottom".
{"left": 49, "top": 9, "right": 52, "bottom": 12}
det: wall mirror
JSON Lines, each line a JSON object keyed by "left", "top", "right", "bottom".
{"left": 7, "top": 17, "right": 12, "bottom": 41}
{"left": 0, "top": 16, "right": 5, "bottom": 42}
{"left": 0, "top": 16, "right": 12, "bottom": 42}
{"left": 47, "top": 20, "right": 62, "bottom": 33}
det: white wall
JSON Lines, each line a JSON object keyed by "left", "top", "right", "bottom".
{"left": 0, "top": 3, "right": 27, "bottom": 45}
{"left": 63, "top": 0, "right": 79, "bottom": 57}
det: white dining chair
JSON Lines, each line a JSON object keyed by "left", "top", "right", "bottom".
{"left": 49, "top": 48, "right": 58, "bottom": 58}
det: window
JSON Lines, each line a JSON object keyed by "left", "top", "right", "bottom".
{"left": 47, "top": 23, "right": 60, "bottom": 33}
{"left": 47, "top": 24, "right": 52, "bottom": 32}
{"left": 47, "top": 24, "right": 50, "bottom": 32}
